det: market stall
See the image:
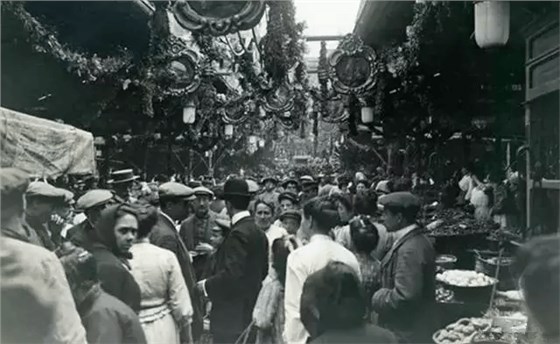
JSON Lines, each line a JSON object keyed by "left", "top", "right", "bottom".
{"left": 0, "top": 107, "right": 96, "bottom": 178}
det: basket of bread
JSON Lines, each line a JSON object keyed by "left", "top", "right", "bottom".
{"left": 436, "top": 270, "right": 498, "bottom": 302}
{"left": 433, "top": 317, "right": 492, "bottom": 344}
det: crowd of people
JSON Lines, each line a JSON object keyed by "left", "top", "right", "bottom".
{"left": 1, "top": 166, "right": 558, "bottom": 344}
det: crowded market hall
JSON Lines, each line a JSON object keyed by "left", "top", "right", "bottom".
{"left": 1, "top": 1, "right": 559, "bottom": 344}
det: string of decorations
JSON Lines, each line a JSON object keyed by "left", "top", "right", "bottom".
{"left": 3, "top": 2, "right": 133, "bottom": 84}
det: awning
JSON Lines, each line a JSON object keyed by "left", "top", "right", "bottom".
{"left": 0, "top": 107, "right": 96, "bottom": 178}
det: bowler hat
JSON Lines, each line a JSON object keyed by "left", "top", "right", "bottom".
{"left": 108, "top": 169, "right": 139, "bottom": 184}
{"left": 223, "top": 179, "right": 250, "bottom": 199}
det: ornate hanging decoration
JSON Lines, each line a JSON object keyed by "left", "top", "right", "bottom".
{"left": 263, "top": 81, "right": 295, "bottom": 113}
{"left": 172, "top": 0, "right": 266, "bottom": 36}
{"left": 328, "top": 34, "right": 377, "bottom": 95}
{"left": 149, "top": 6, "right": 203, "bottom": 98}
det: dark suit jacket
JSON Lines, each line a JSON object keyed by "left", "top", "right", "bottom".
{"left": 205, "top": 216, "right": 268, "bottom": 337}
{"left": 311, "top": 325, "right": 397, "bottom": 343}
{"left": 149, "top": 212, "right": 204, "bottom": 340}
{"left": 372, "top": 226, "right": 436, "bottom": 343}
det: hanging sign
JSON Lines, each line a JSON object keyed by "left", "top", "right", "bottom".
{"left": 172, "top": 0, "right": 266, "bottom": 36}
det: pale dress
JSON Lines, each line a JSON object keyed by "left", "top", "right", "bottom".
{"left": 129, "top": 241, "right": 193, "bottom": 344}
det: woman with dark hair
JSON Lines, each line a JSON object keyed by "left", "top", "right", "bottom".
{"left": 90, "top": 204, "right": 141, "bottom": 313}
{"left": 300, "top": 261, "right": 396, "bottom": 343}
{"left": 349, "top": 216, "right": 381, "bottom": 318}
{"left": 253, "top": 236, "right": 300, "bottom": 344}
{"left": 129, "top": 202, "right": 194, "bottom": 344}
{"left": 57, "top": 243, "right": 146, "bottom": 344}
{"left": 284, "top": 196, "right": 361, "bottom": 344}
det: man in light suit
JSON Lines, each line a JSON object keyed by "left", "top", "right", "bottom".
{"left": 198, "top": 179, "right": 268, "bottom": 343}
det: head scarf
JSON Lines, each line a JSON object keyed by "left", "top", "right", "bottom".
{"left": 94, "top": 204, "right": 137, "bottom": 259}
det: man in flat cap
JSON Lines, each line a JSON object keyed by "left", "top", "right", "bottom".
{"left": 65, "top": 189, "right": 115, "bottom": 251}
{"left": 180, "top": 186, "right": 218, "bottom": 279}
{"left": 24, "top": 181, "right": 66, "bottom": 250}
{"left": 0, "top": 168, "right": 88, "bottom": 343}
{"left": 197, "top": 178, "right": 268, "bottom": 343}
{"left": 150, "top": 182, "right": 204, "bottom": 341}
{"left": 371, "top": 192, "right": 436, "bottom": 343}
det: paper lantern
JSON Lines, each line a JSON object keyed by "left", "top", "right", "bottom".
{"left": 258, "top": 139, "right": 265, "bottom": 148}
{"left": 249, "top": 135, "right": 257, "bottom": 144}
{"left": 474, "top": 1, "right": 510, "bottom": 48}
{"left": 182, "top": 101, "right": 196, "bottom": 124}
{"left": 361, "top": 106, "right": 374, "bottom": 124}
{"left": 224, "top": 124, "right": 234, "bottom": 137}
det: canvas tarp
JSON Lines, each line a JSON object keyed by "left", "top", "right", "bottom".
{"left": 0, "top": 107, "right": 96, "bottom": 178}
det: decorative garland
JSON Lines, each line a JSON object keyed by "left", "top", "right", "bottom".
{"left": 3, "top": 2, "right": 132, "bottom": 83}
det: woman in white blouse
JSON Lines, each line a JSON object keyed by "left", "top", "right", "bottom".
{"left": 129, "top": 203, "right": 193, "bottom": 344}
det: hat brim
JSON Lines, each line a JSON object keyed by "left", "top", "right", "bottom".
{"left": 223, "top": 192, "right": 251, "bottom": 199}
{"left": 262, "top": 178, "right": 278, "bottom": 184}
{"left": 108, "top": 176, "right": 139, "bottom": 184}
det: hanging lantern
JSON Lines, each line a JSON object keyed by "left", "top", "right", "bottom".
{"left": 224, "top": 124, "right": 234, "bottom": 137}
{"left": 361, "top": 106, "right": 374, "bottom": 124}
{"left": 258, "top": 139, "right": 265, "bottom": 148}
{"left": 474, "top": 1, "right": 510, "bottom": 49}
{"left": 182, "top": 101, "right": 196, "bottom": 124}
{"left": 249, "top": 135, "right": 257, "bottom": 144}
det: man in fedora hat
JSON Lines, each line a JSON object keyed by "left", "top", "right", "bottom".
{"left": 108, "top": 169, "right": 139, "bottom": 202}
{"left": 197, "top": 178, "right": 268, "bottom": 343}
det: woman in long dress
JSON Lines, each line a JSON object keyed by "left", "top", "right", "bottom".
{"left": 129, "top": 202, "right": 193, "bottom": 344}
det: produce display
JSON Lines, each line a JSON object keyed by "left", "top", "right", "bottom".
{"left": 436, "top": 286, "right": 454, "bottom": 303}
{"left": 437, "top": 270, "right": 497, "bottom": 287}
{"left": 487, "top": 230, "right": 523, "bottom": 243}
{"left": 423, "top": 208, "right": 499, "bottom": 237}
{"left": 472, "top": 327, "right": 516, "bottom": 343}
{"left": 433, "top": 317, "right": 492, "bottom": 344}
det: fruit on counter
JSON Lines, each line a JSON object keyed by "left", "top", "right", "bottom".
{"left": 436, "top": 286, "right": 454, "bottom": 303}
{"left": 436, "top": 270, "right": 497, "bottom": 287}
{"left": 434, "top": 318, "right": 492, "bottom": 344}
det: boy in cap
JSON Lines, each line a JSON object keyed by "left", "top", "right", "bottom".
{"left": 65, "top": 189, "right": 115, "bottom": 251}
{"left": 371, "top": 192, "right": 436, "bottom": 343}
{"left": 24, "top": 181, "right": 66, "bottom": 250}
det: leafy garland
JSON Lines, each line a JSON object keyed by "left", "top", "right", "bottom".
{"left": 3, "top": 2, "right": 132, "bottom": 84}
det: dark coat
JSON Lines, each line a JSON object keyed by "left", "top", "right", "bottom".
{"left": 311, "top": 325, "right": 397, "bottom": 343}
{"left": 205, "top": 216, "right": 269, "bottom": 338}
{"left": 372, "top": 227, "right": 436, "bottom": 343}
{"left": 149, "top": 211, "right": 204, "bottom": 340}
{"left": 77, "top": 286, "right": 146, "bottom": 344}
{"left": 90, "top": 205, "right": 141, "bottom": 314}
{"left": 67, "top": 220, "right": 97, "bottom": 252}
{"left": 89, "top": 243, "right": 141, "bottom": 314}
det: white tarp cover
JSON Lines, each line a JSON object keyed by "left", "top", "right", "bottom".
{"left": 0, "top": 107, "right": 96, "bottom": 178}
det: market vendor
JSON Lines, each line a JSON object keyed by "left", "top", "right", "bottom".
{"left": 371, "top": 192, "right": 436, "bottom": 343}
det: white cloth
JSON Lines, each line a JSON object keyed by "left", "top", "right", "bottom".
{"left": 231, "top": 210, "right": 251, "bottom": 226}
{"left": 265, "top": 225, "right": 289, "bottom": 267}
{"left": 130, "top": 242, "right": 193, "bottom": 344}
{"left": 283, "top": 234, "right": 361, "bottom": 344}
